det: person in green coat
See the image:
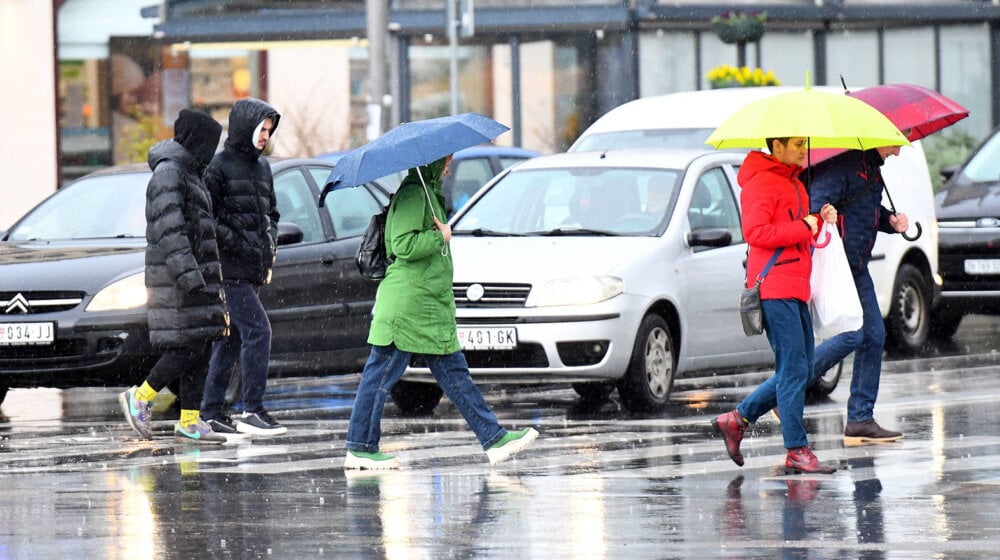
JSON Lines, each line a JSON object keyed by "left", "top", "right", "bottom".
{"left": 344, "top": 155, "right": 538, "bottom": 470}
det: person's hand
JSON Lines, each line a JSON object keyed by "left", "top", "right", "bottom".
{"left": 820, "top": 203, "right": 838, "bottom": 224}
{"left": 433, "top": 216, "right": 452, "bottom": 243}
{"left": 803, "top": 214, "right": 819, "bottom": 235}
{"left": 889, "top": 212, "right": 909, "bottom": 233}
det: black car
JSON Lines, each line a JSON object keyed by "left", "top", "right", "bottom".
{"left": 0, "top": 158, "right": 389, "bottom": 404}
{"left": 934, "top": 126, "right": 1000, "bottom": 338}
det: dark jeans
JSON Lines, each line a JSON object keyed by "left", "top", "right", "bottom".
{"left": 812, "top": 268, "right": 883, "bottom": 423}
{"left": 146, "top": 341, "right": 212, "bottom": 410}
{"left": 201, "top": 280, "right": 272, "bottom": 418}
{"left": 737, "top": 299, "right": 813, "bottom": 450}
{"left": 346, "top": 344, "right": 506, "bottom": 453}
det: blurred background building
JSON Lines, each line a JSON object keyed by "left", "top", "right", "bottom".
{"left": 5, "top": 0, "right": 999, "bottom": 228}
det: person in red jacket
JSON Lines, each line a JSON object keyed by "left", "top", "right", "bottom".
{"left": 712, "top": 136, "right": 839, "bottom": 474}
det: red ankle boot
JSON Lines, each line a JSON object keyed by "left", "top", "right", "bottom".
{"left": 712, "top": 410, "right": 748, "bottom": 466}
{"left": 785, "top": 446, "right": 836, "bottom": 474}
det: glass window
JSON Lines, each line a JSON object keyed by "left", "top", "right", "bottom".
{"left": 639, "top": 31, "right": 697, "bottom": 96}
{"left": 450, "top": 157, "right": 493, "bottom": 213}
{"left": 322, "top": 185, "right": 383, "bottom": 240}
{"left": 826, "top": 30, "right": 879, "bottom": 88}
{"left": 687, "top": 167, "right": 742, "bottom": 250}
{"left": 274, "top": 168, "right": 324, "bottom": 243}
{"left": 940, "top": 24, "right": 991, "bottom": 139}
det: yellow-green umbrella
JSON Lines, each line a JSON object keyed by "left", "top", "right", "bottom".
{"left": 705, "top": 80, "right": 910, "bottom": 150}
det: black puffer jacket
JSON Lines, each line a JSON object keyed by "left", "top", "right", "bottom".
{"left": 145, "top": 139, "right": 229, "bottom": 348}
{"left": 205, "top": 98, "right": 281, "bottom": 285}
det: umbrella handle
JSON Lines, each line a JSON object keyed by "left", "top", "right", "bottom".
{"left": 902, "top": 221, "right": 923, "bottom": 241}
{"left": 812, "top": 226, "right": 832, "bottom": 248}
{"left": 318, "top": 183, "right": 333, "bottom": 208}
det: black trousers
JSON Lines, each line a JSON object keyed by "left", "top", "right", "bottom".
{"left": 146, "top": 341, "right": 212, "bottom": 410}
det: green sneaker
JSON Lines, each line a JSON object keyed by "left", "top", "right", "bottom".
{"left": 486, "top": 427, "right": 538, "bottom": 465}
{"left": 344, "top": 450, "right": 401, "bottom": 470}
{"left": 173, "top": 419, "right": 226, "bottom": 445}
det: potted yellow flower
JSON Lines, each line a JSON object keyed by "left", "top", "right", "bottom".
{"left": 708, "top": 65, "right": 780, "bottom": 89}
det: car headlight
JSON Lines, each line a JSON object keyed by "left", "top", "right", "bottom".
{"left": 86, "top": 271, "right": 148, "bottom": 312}
{"left": 535, "top": 276, "right": 624, "bottom": 307}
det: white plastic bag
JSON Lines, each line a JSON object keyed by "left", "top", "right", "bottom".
{"left": 809, "top": 222, "right": 863, "bottom": 339}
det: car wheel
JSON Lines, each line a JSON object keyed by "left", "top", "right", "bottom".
{"left": 806, "top": 360, "right": 842, "bottom": 400}
{"left": 929, "top": 306, "right": 963, "bottom": 340}
{"left": 572, "top": 381, "right": 615, "bottom": 401}
{"left": 884, "top": 263, "right": 931, "bottom": 356}
{"left": 616, "top": 314, "right": 674, "bottom": 413}
{"left": 390, "top": 380, "right": 444, "bottom": 416}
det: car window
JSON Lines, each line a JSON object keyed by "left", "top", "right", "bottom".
{"left": 498, "top": 156, "right": 528, "bottom": 170}
{"left": 274, "top": 169, "right": 324, "bottom": 243}
{"left": 687, "top": 167, "right": 743, "bottom": 250}
{"left": 453, "top": 167, "right": 680, "bottom": 236}
{"left": 450, "top": 158, "right": 494, "bottom": 213}
{"left": 960, "top": 130, "right": 1000, "bottom": 183}
{"left": 320, "top": 184, "right": 383, "bottom": 239}
{"left": 7, "top": 173, "right": 146, "bottom": 241}
{"left": 571, "top": 128, "right": 715, "bottom": 152}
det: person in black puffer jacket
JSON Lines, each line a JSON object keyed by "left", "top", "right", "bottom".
{"left": 200, "top": 98, "right": 288, "bottom": 436}
{"left": 118, "top": 109, "right": 229, "bottom": 445}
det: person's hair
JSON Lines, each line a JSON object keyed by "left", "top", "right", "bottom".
{"left": 765, "top": 137, "right": 791, "bottom": 153}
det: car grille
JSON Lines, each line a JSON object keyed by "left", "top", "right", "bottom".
{"left": 0, "top": 291, "right": 84, "bottom": 315}
{"left": 453, "top": 283, "right": 531, "bottom": 308}
{"left": 464, "top": 343, "right": 549, "bottom": 368}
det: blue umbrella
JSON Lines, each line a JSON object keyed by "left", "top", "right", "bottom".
{"left": 319, "top": 112, "right": 510, "bottom": 206}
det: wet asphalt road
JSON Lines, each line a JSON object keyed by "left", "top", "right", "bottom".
{"left": 2, "top": 316, "right": 1000, "bottom": 559}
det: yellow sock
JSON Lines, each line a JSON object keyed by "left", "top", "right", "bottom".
{"left": 135, "top": 381, "right": 157, "bottom": 402}
{"left": 179, "top": 409, "right": 200, "bottom": 429}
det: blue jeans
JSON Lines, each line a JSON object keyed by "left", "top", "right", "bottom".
{"left": 346, "top": 344, "right": 506, "bottom": 453}
{"left": 201, "top": 280, "right": 272, "bottom": 418}
{"left": 737, "top": 299, "right": 813, "bottom": 449}
{"left": 812, "top": 268, "right": 883, "bottom": 424}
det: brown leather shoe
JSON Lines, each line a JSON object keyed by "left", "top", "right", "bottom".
{"left": 712, "top": 410, "right": 748, "bottom": 466}
{"left": 785, "top": 446, "right": 836, "bottom": 474}
{"left": 844, "top": 419, "right": 903, "bottom": 446}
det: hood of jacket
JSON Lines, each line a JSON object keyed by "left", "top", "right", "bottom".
{"left": 738, "top": 150, "right": 802, "bottom": 186}
{"left": 224, "top": 98, "right": 281, "bottom": 160}
{"left": 169, "top": 108, "right": 222, "bottom": 170}
{"left": 405, "top": 156, "right": 449, "bottom": 191}
{"left": 147, "top": 139, "right": 198, "bottom": 172}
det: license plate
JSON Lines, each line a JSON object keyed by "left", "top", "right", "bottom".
{"left": 0, "top": 322, "right": 55, "bottom": 346}
{"left": 964, "top": 259, "right": 1000, "bottom": 275}
{"left": 457, "top": 327, "right": 517, "bottom": 350}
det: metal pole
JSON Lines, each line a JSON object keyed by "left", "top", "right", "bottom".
{"left": 365, "top": 0, "right": 389, "bottom": 136}
{"left": 510, "top": 35, "right": 521, "bottom": 147}
{"left": 448, "top": 0, "right": 459, "bottom": 115}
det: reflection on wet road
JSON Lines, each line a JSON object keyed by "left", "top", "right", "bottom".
{"left": 1, "top": 316, "right": 1000, "bottom": 558}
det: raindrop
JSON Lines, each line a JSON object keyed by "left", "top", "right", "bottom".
{"left": 319, "top": 497, "right": 325, "bottom": 505}
{"left": 267, "top": 549, "right": 272, "bottom": 555}
{"left": 77, "top": 527, "right": 83, "bottom": 536}
{"left": 221, "top": 539, "right": 227, "bottom": 549}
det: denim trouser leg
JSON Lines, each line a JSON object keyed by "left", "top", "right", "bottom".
{"left": 737, "top": 299, "right": 812, "bottom": 449}
{"left": 426, "top": 351, "right": 505, "bottom": 449}
{"left": 346, "top": 345, "right": 411, "bottom": 453}
{"left": 847, "top": 271, "right": 884, "bottom": 423}
{"left": 201, "top": 281, "right": 272, "bottom": 417}
{"left": 812, "top": 328, "right": 863, "bottom": 384}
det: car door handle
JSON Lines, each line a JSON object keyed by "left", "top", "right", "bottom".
{"left": 321, "top": 255, "right": 336, "bottom": 265}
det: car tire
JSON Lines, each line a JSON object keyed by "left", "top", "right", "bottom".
{"left": 616, "top": 314, "right": 674, "bottom": 413}
{"left": 390, "top": 380, "right": 444, "bottom": 416}
{"left": 806, "top": 360, "right": 842, "bottom": 401}
{"left": 884, "top": 263, "right": 931, "bottom": 356}
{"left": 572, "top": 381, "right": 615, "bottom": 402}
{"left": 929, "top": 306, "right": 963, "bottom": 340}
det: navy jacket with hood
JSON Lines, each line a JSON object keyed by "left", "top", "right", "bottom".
{"left": 205, "top": 98, "right": 281, "bottom": 285}
{"left": 808, "top": 149, "right": 897, "bottom": 274}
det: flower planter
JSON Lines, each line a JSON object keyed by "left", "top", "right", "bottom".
{"left": 713, "top": 18, "right": 765, "bottom": 44}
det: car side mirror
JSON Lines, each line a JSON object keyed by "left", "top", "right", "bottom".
{"left": 276, "top": 222, "right": 304, "bottom": 246}
{"left": 686, "top": 227, "right": 732, "bottom": 248}
{"left": 939, "top": 164, "right": 959, "bottom": 182}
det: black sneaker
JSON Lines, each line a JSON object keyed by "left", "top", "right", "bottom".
{"left": 236, "top": 410, "right": 288, "bottom": 436}
{"left": 203, "top": 415, "right": 239, "bottom": 434}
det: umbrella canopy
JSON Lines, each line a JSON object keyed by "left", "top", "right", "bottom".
{"left": 320, "top": 112, "right": 509, "bottom": 205}
{"left": 809, "top": 83, "right": 969, "bottom": 165}
{"left": 705, "top": 84, "right": 910, "bottom": 151}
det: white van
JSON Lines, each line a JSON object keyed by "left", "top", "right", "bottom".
{"left": 570, "top": 87, "right": 939, "bottom": 356}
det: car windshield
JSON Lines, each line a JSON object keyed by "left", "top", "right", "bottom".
{"left": 960, "top": 130, "right": 1000, "bottom": 183}
{"left": 572, "top": 128, "right": 715, "bottom": 152}
{"left": 453, "top": 167, "right": 680, "bottom": 236}
{"left": 7, "top": 173, "right": 147, "bottom": 241}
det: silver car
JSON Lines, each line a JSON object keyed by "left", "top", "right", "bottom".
{"left": 395, "top": 149, "right": 778, "bottom": 414}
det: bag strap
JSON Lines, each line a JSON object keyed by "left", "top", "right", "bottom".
{"left": 753, "top": 247, "right": 784, "bottom": 286}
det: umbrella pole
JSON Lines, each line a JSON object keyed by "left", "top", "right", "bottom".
{"left": 415, "top": 167, "right": 448, "bottom": 256}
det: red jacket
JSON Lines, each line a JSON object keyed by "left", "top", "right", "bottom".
{"left": 738, "top": 151, "right": 818, "bottom": 302}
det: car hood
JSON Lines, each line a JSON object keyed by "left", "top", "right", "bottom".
{"left": 451, "top": 236, "right": 655, "bottom": 283}
{"left": 935, "top": 181, "right": 1000, "bottom": 221}
{"left": 0, "top": 240, "right": 146, "bottom": 292}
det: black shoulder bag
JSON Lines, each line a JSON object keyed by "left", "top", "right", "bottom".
{"left": 740, "top": 247, "right": 784, "bottom": 336}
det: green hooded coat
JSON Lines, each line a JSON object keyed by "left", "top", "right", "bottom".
{"left": 367, "top": 157, "right": 459, "bottom": 354}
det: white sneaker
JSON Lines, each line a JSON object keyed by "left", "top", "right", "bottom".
{"left": 235, "top": 410, "right": 288, "bottom": 436}
{"left": 486, "top": 428, "right": 538, "bottom": 465}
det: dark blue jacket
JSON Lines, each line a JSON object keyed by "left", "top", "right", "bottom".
{"left": 808, "top": 149, "right": 897, "bottom": 274}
